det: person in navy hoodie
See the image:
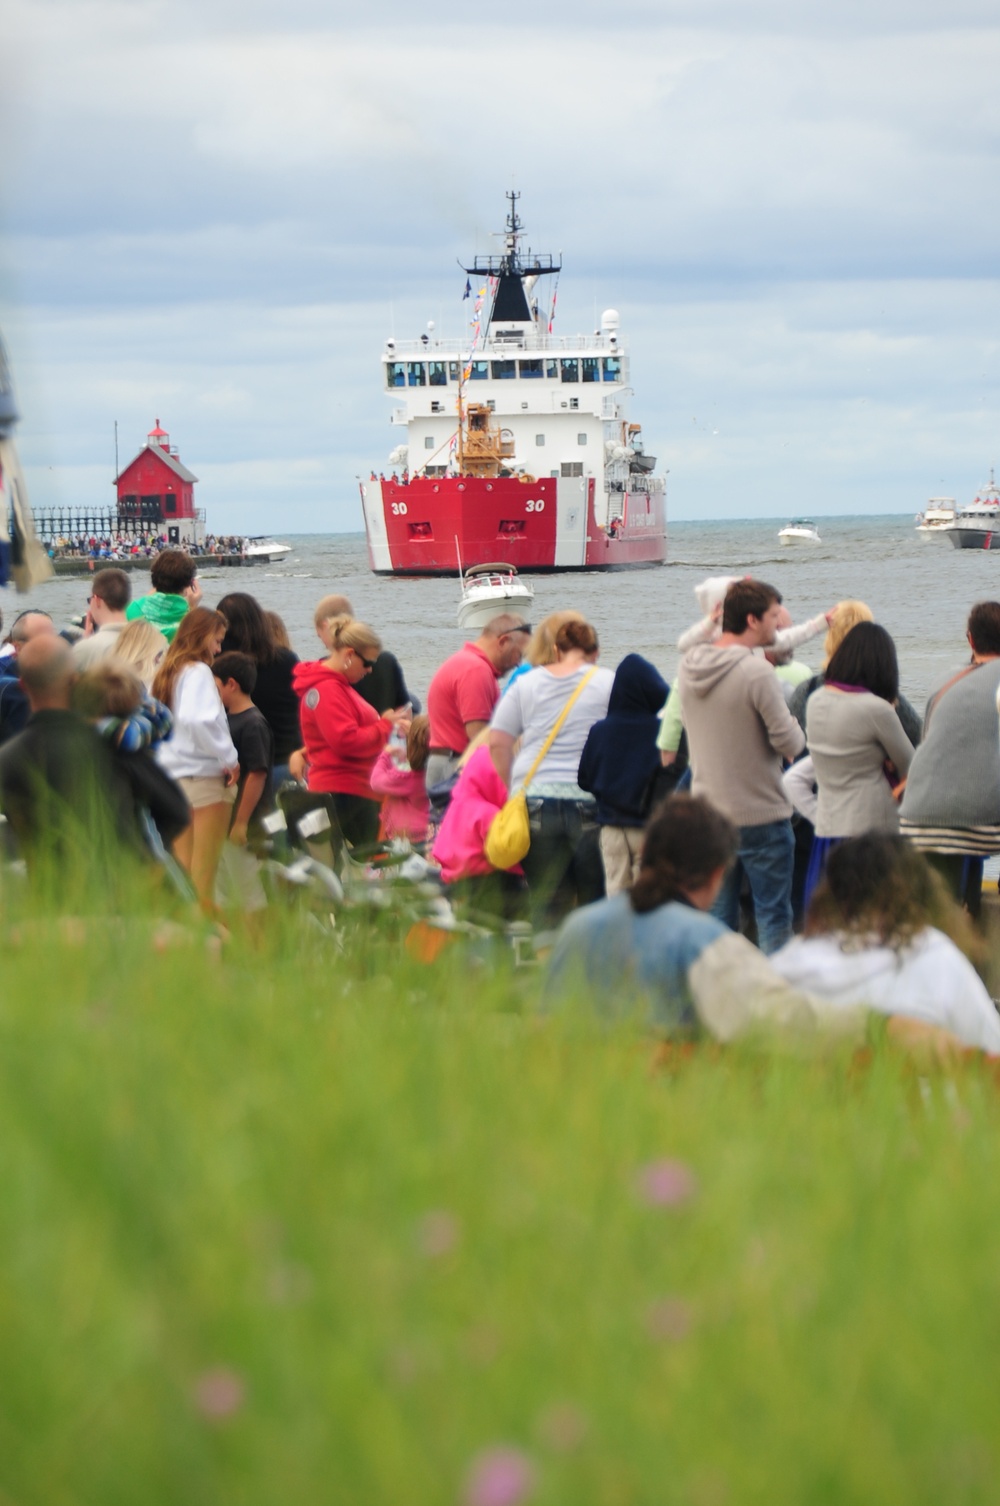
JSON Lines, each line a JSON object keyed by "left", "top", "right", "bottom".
{"left": 577, "top": 653, "right": 669, "bottom": 895}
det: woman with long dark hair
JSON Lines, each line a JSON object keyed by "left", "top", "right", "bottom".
{"left": 800, "top": 621, "right": 913, "bottom": 906}
{"left": 216, "top": 592, "right": 300, "bottom": 785}
{"left": 545, "top": 794, "right": 850, "bottom": 1041}
{"left": 153, "top": 607, "right": 237, "bottom": 908}
{"left": 771, "top": 834, "right": 1000, "bottom": 1051}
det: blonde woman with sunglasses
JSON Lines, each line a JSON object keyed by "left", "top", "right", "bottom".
{"left": 292, "top": 615, "right": 408, "bottom": 849}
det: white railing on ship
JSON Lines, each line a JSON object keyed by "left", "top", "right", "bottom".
{"left": 382, "top": 332, "right": 624, "bottom": 357}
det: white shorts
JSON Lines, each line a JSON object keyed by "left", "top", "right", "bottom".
{"left": 179, "top": 775, "right": 238, "bottom": 811}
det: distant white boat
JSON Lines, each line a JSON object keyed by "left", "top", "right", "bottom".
{"left": 778, "top": 518, "right": 821, "bottom": 545}
{"left": 456, "top": 562, "right": 534, "bottom": 633}
{"left": 245, "top": 538, "right": 292, "bottom": 562}
{"left": 915, "top": 498, "right": 957, "bottom": 536}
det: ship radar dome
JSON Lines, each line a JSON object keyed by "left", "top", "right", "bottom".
{"left": 601, "top": 309, "right": 620, "bottom": 332}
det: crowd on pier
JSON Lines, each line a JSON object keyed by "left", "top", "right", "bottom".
{"left": 44, "top": 532, "right": 250, "bottom": 561}
{"left": 2, "top": 551, "right": 1000, "bottom": 1056}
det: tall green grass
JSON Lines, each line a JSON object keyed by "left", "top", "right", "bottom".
{"left": 2, "top": 904, "right": 1000, "bottom": 1504}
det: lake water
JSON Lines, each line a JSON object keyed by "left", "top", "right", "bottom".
{"left": 21, "top": 515, "right": 993, "bottom": 711}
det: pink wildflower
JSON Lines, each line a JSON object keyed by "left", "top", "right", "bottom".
{"left": 635, "top": 1158, "right": 698, "bottom": 1207}
{"left": 417, "top": 1210, "right": 460, "bottom": 1258}
{"left": 463, "top": 1446, "right": 537, "bottom": 1506}
{"left": 193, "top": 1367, "right": 245, "bottom": 1420}
{"left": 645, "top": 1296, "right": 693, "bottom": 1342}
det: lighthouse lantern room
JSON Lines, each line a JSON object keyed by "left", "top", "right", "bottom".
{"left": 115, "top": 420, "right": 204, "bottom": 545}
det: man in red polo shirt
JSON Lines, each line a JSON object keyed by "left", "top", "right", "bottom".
{"left": 426, "top": 613, "right": 530, "bottom": 788}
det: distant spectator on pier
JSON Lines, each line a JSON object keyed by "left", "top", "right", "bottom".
{"left": 73, "top": 567, "right": 131, "bottom": 670}
{"left": 126, "top": 548, "right": 201, "bottom": 643}
{"left": 313, "top": 593, "right": 418, "bottom": 718}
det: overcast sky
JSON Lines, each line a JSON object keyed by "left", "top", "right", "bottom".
{"left": 2, "top": 0, "right": 998, "bottom": 536}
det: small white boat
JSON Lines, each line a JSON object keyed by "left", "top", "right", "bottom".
{"left": 778, "top": 518, "right": 821, "bottom": 545}
{"left": 456, "top": 562, "right": 534, "bottom": 633}
{"left": 915, "top": 498, "right": 957, "bottom": 536}
{"left": 245, "top": 537, "right": 292, "bottom": 562}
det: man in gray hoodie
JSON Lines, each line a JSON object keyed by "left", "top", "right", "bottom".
{"left": 678, "top": 579, "right": 806, "bottom": 953}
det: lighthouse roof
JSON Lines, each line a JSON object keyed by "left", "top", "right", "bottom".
{"left": 116, "top": 443, "right": 198, "bottom": 485}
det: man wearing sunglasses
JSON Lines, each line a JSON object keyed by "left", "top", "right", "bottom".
{"left": 426, "top": 614, "right": 530, "bottom": 790}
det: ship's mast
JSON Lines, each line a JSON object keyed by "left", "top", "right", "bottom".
{"left": 462, "top": 192, "right": 560, "bottom": 328}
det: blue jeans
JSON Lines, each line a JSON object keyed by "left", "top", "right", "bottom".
{"left": 711, "top": 817, "right": 795, "bottom": 955}
{"left": 523, "top": 797, "right": 605, "bottom": 928}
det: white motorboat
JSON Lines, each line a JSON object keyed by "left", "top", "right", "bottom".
{"left": 778, "top": 518, "right": 821, "bottom": 545}
{"left": 947, "top": 472, "right": 1000, "bottom": 550}
{"left": 245, "top": 537, "right": 292, "bottom": 562}
{"left": 915, "top": 497, "right": 956, "bottom": 536}
{"left": 456, "top": 562, "right": 534, "bottom": 633}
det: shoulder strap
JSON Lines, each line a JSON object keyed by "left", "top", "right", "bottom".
{"left": 924, "top": 661, "right": 980, "bottom": 732}
{"left": 522, "top": 669, "right": 598, "bottom": 790}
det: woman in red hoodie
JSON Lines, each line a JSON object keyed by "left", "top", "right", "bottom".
{"left": 292, "top": 615, "right": 408, "bottom": 848}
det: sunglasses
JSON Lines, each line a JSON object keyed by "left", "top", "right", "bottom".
{"left": 354, "top": 651, "right": 377, "bottom": 672}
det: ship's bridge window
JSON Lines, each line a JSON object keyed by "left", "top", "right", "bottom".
{"left": 470, "top": 361, "right": 489, "bottom": 381}
{"left": 428, "top": 361, "right": 447, "bottom": 387}
{"left": 406, "top": 362, "right": 427, "bottom": 387}
{"left": 387, "top": 362, "right": 407, "bottom": 389}
{"left": 491, "top": 359, "right": 516, "bottom": 380}
{"left": 581, "top": 357, "right": 600, "bottom": 384}
{"left": 560, "top": 359, "right": 580, "bottom": 383}
{"left": 546, "top": 358, "right": 559, "bottom": 379}
{"left": 602, "top": 356, "right": 622, "bottom": 382}
{"left": 448, "top": 361, "right": 460, "bottom": 381}
{"left": 519, "top": 359, "right": 544, "bottom": 379}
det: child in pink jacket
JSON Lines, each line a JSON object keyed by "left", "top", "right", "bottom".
{"left": 370, "top": 714, "right": 430, "bottom": 844}
{"left": 431, "top": 745, "right": 527, "bottom": 920}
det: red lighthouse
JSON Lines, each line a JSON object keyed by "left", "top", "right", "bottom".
{"left": 115, "top": 419, "right": 203, "bottom": 545}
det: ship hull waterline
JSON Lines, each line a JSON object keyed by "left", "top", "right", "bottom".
{"left": 359, "top": 474, "right": 666, "bottom": 576}
{"left": 949, "top": 528, "right": 1000, "bottom": 551}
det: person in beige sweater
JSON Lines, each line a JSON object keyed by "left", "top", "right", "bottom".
{"left": 678, "top": 579, "right": 805, "bottom": 954}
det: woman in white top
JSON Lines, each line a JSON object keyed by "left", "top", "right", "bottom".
{"left": 489, "top": 618, "right": 614, "bottom": 926}
{"left": 153, "top": 607, "right": 238, "bottom": 910}
{"left": 771, "top": 833, "right": 1000, "bottom": 1053}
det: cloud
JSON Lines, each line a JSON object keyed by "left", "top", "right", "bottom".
{"left": 2, "top": 0, "right": 999, "bottom": 534}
